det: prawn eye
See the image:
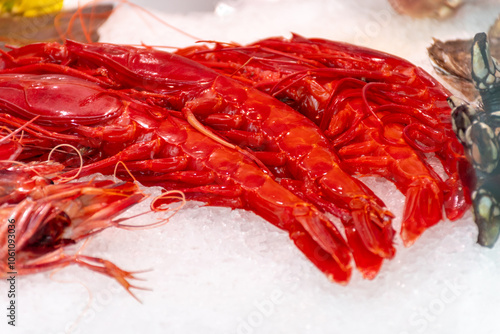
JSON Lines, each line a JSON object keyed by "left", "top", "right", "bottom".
{"left": 24, "top": 211, "right": 74, "bottom": 253}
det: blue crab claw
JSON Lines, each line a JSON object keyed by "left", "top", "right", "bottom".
{"left": 472, "top": 179, "right": 500, "bottom": 247}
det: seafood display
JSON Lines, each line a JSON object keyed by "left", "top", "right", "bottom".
{"left": 3, "top": 0, "right": 499, "bottom": 332}
{"left": 0, "top": 32, "right": 474, "bottom": 287}
{"left": 176, "top": 34, "right": 472, "bottom": 246}
{"left": 0, "top": 42, "right": 382, "bottom": 283}
{"left": 449, "top": 32, "right": 500, "bottom": 247}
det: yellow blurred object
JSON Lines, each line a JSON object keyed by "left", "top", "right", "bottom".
{"left": 0, "top": 0, "right": 63, "bottom": 17}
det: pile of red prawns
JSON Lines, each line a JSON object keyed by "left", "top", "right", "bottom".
{"left": 0, "top": 36, "right": 472, "bottom": 287}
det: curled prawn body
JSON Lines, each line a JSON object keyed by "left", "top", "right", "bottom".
{"left": 0, "top": 35, "right": 469, "bottom": 283}
{"left": 62, "top": 41, "right": 397, "bottom": 275}
{"left": 176, "top": 34, "right": 472, "bottom": 246}
{"left": 0, "top": 65, "right": 355, "bottom": 282}
{"left": 0, "top": 40, "right": 400, "bottom": 279}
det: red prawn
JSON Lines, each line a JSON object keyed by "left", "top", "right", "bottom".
{"left": 0, "top": 166, "right": 148, "bottom": 298}
{"left": 0, "top": 39, "right": 403, "bottom": 279}
{"left": 175, "top": 34, "right": 473, "bottom": 245}
{"left": 60, "top": 40, "right": 398, "bottom": 276}
{"left": 0, "top": 70, "right": 355, "bottom": 283}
